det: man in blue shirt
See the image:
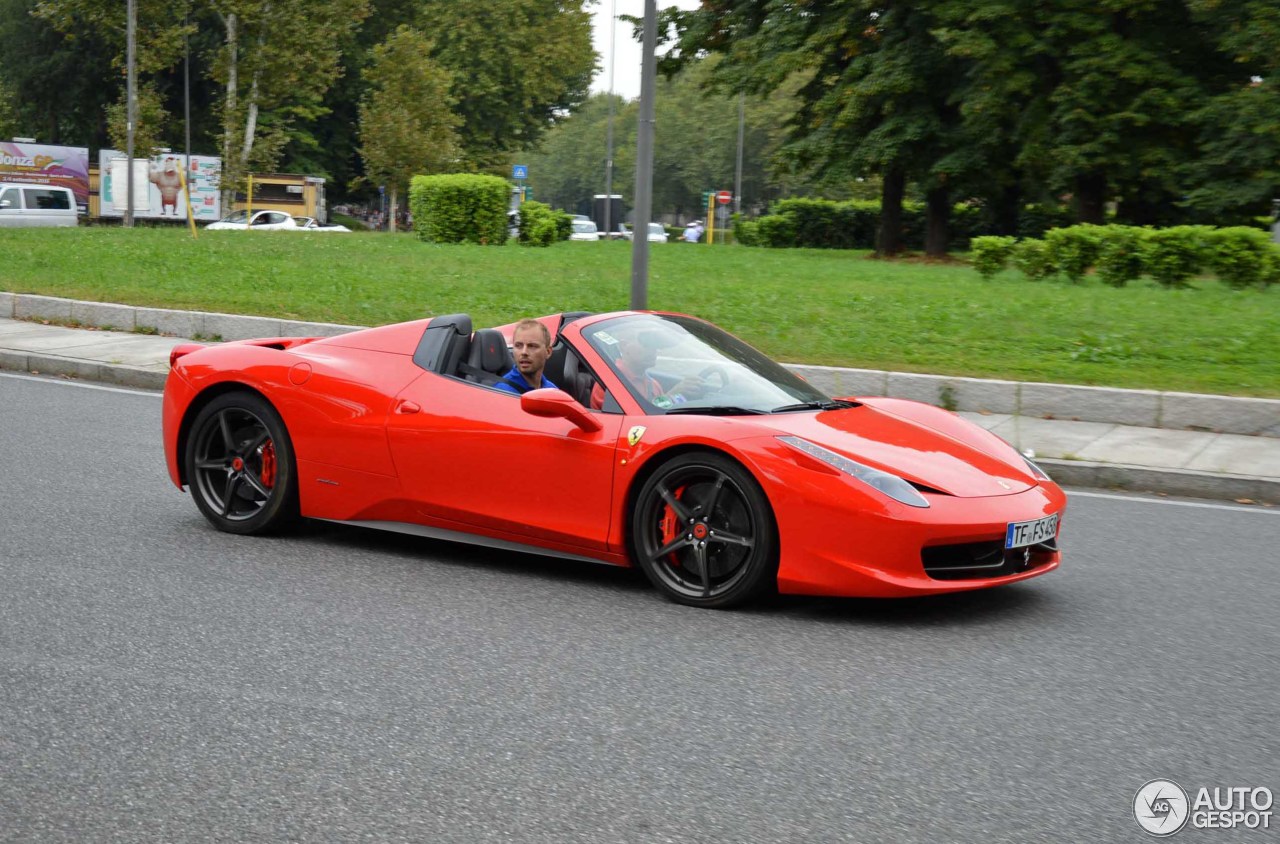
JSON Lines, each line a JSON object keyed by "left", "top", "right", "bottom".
{"left": 494, "top": 318, "right": 558, "bottom": 395}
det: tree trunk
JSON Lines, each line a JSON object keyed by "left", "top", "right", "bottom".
{"left": 925, "top": 185, "right": 950, "bottom": 257}
{"left": 1075, "top": 172, "right": 1107, "bottom": 224}
{"left": 240, "top": 14, "right": 269, "bottom": 175}
{"left": 221, "top": 12, "right": 238, "bottom": 213}
{"left": 389, "top": 187, "right": 398, "bottom": 233}
{"left": 994, "top": 182, "right": 1021, "bottom": 237}
{"left": 876, "top": 166, "right": 905, "bottom": 256}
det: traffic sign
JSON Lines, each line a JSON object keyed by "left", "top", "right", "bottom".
{"left": 512, "top": 165, "right": 528, "bottom": 180}
{"left": 717, "top": 190, "right": 732, "bottom": 205}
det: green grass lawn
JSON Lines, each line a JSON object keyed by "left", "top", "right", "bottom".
{"left": 3, "top": 227, "right": 1278, "bottom": 397}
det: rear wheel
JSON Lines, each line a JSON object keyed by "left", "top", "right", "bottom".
{"left": 184, "top": 391, "right": 299, "bottom": 535}
{"left": 630, "top": 453, "right": 777, "bottom": 608}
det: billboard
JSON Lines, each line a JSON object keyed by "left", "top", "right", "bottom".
{"left": 0, "top": 142, "right": 91, "bottom": 213}
{"left": 98, "top": 150, "right": 223, "bottom": 221}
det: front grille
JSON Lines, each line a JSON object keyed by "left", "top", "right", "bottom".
{"left": 922, "top": 538, "right": 1057, "bottom": 580}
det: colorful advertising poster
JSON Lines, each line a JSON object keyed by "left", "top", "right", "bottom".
{"left": 0, "top": 143, "right": 91, "bottom": 212}
{"left": 98, "top": 150, "right": 222, "bottom": 221}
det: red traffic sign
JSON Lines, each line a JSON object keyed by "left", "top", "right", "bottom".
{"left": 716, "top": 190, "right": 732, "bottom": 205}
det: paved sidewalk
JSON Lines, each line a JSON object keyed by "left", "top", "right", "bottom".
{"left": 1, "top": 313, "right": 1277, "bottom": 504}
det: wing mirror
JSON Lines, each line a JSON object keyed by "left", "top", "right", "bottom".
{"left": 521, "top": 388, "right": 602, "bottom": 433}
{"left": 0, "top": 200, "right": 10, "bottom": 209}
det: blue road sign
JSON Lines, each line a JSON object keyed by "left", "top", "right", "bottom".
{"left": 512, "top": 165, "right": 528, "bottom": 180}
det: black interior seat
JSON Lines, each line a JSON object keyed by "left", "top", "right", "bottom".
{"left": 463, "top": 328, "right": 513, "bottom": 385}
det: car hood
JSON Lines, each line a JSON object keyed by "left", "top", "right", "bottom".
{"left": 746, "top": 401, "right": 1035, "bottom": 498}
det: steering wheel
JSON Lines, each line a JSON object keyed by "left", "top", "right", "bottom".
{"left": 697, "top": 365, "right": 730, "bottom": 392}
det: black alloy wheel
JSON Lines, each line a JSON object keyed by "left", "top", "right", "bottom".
{"left": 184, "top": 391, "right": 299, "bottom": 535}
{"left": 630, "top": 452, "right": 777, "bottom": 608}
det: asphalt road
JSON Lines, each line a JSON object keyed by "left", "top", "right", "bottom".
{"left": 1, "top": 372, "right": 1277, "bottom": 843}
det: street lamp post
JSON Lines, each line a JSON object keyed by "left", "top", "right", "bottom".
{"left": 630, "top": 0, "right": 657, "bottom": 310}
{"left": 125, "top": 0, "right": 137, "bottom": 228}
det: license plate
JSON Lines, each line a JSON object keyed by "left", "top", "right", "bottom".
{"left": 1005, "top": 513, "right": 1059, "bottom": 549}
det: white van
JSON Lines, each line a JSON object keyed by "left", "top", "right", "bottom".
{"left": 0, "top": 182, "right": 79, "bottom": 228}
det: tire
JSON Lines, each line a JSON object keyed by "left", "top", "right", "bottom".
{"left": 629, "top": 452, "right": 778, "bottom": 608}
{"left": 183, "top": 391, "right": 299, "bottom": 535}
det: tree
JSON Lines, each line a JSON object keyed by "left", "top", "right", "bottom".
{"left": 205, "top": 0, "right": 370, "bottom": 207}
{"left": 358, "top": 26, "right": 461, "bottom": 232}
{"left": 415, "top": 0, "right": 596, "bottom": 170}
{"left": 667, "top": 0, "right": 970, "bottom": 256}
{"left": 1182, "top": 0, "right": 1280, "bottom": 220}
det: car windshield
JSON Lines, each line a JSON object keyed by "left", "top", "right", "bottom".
{"left": 220, "top": 210, "right": 248, "bottom": 223}
{"left": 583, "top": 314, "right": 832, "bottom": 415}
{"left": 648, "top": 223, "right": 664, "bottom": 235}
{"left": 572, "top": 220, "right": 597, "bottom": 233}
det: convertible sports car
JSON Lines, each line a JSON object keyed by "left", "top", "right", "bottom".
{"left": 162, "top": 311, "right": 1065, "bottom": 608}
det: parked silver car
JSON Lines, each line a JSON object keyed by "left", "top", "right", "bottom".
{"left": 0, "top": 182, "right": 78, "bottom": 228}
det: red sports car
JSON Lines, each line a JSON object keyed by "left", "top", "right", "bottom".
{"left": 162, "top": 311, "right": 1064, "bottom": 608}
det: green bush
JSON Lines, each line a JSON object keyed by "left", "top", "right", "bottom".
{"left": 516, "top": 201, "right": 560, "bottom": 247}
{"left": 1011, "top": 238, "right": 1057, "bottom": 280}
{"left": 733, "top": 216, "right": 759, "bottom": 247}
{"left": 1044, "top": 225, "right": 1102, "bottom": 283}
{"left": 970, "top": 236, "right": 1017, "bottom": 279}
{"left": 755, "top": 212, "right": 799, "bottom": 248}
{"left": 1205, "top": 226, "right": 1274, "bottom": 289}
{"left": 554, "top": 210, "right": 573, "bottom": 242}
{"left": 1094, "top": 226, "right": 1147, "bottom": 288}
{"left": 409, "top": 173, "right": 509, "bottom": 245}
{"left": 1143, "top": 225, "right": 1211, "bottom": 288}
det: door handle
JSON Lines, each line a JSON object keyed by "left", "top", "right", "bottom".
{"left": 396, "top": 400, "right": 421, "bottom": 414}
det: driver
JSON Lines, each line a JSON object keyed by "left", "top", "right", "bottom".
{"left": 494, "top": 319, "right": 558, "bottom": 395}
{"left": 591, "top": 326, "right": 706, "bottom": 409}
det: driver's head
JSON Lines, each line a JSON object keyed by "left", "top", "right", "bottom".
{"left": 617, "top": 326, "right": 660, "bottom": 370}
{"left": 512, "top": 319, "right": 552, "bottom": 382}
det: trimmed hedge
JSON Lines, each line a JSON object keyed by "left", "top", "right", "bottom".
{"left": 970, "top": 236, "right": 1017, "bottom": 279}
{"left": 731, "top": 199, "right": 1065, "bottom": 251}
{"left": 981, "top": 223, "right": 1278, "bottom": 289}
{"left": 1044, "top": 225, "right": 1102, "bottom": 284}
{"left": 1095, "top": 226, "right": 1147, "bottom": 288}
{"left": 409, "top": 173, "right": 509, "bottom": 245}
{"left": 516, "top": 201, "right": 570, "bottom": 247}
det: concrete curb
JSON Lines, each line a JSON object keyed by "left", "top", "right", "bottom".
{"left": 4, "top": 292, "right": 1278, "bottom": 437}
{"left": 0, "top": 348, "right": 168, "bottom": 391}
{"left": 1040, "top": 458, "right": 1279, "bottom": 504}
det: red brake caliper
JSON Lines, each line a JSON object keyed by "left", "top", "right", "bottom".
{"left": 259, "top": 440, "right": 277, "bottom": 489}
{"left": 659, "top": 484, "right": 687, "bottom": 567}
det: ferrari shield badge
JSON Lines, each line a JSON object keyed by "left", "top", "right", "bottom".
{"left": 628, "top": 426, "right": 647, "bottom": 447}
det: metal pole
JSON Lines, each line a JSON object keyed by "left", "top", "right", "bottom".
{"left": 734, "top": 92, "right": 745, "bottom": 217}
{"left": 630, "top": 0, "right": 657, "bottom": 310}
{"left": 185, "top": 8, "right": 192, "bottom": 188}
{"left": 125, "top": 0, "right": 136, "bottom": 228}
{"left": 603, "top": 0, "right": 616, "bottom": 239}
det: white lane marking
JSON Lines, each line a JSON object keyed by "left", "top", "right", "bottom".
{"left": 0, "top": 370, "right": 161, "bottom": 397}
{"left": 1067, "top": 489, "right": 1278, "bottom": 515}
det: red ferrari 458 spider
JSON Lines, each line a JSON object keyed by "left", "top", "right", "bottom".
{"left": 162, "top": 311, "right": 1065, "bottom": 608}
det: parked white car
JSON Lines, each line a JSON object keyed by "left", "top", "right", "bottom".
{"left": 206, "top": 210, "right": 298, "bottom": 230}
{"left": 0, "top": 182, "right": 78, "bottom": 228}
{"left": 569, "top": 219, "right": 601, "bottom": 241}
{"left": 620, "top": 222, "right": 669, "bottom": 243}
{"left": 292, "top": 216, "right": 351, "bottom": 232}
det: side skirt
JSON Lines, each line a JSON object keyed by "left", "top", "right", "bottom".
{"left": 317, "top": 518, "right": 625, "bottom": 567}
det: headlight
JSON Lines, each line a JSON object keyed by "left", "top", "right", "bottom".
{"left": 778, "top": 436, "right": 929, "bottom": 508}
{"left": 1023, "top": 455, "right": 1051, "bottom": 482}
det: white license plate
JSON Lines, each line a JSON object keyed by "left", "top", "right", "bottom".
{"left": 1005, "top": 513, "right": 1059, "bottom": 549}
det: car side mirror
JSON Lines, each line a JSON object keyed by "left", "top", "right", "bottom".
{"left": 0, "top": 200, "right": 10, "bottom": 209}
{"left": 521, "top": 388, "right": 602, "bottom": 433}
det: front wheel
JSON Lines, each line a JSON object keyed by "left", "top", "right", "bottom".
{"left": 184, "top": 391, "right": 299, "bottom": 535}
{"left": 629, "top": 453, "right": 778, "bottom": 608}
